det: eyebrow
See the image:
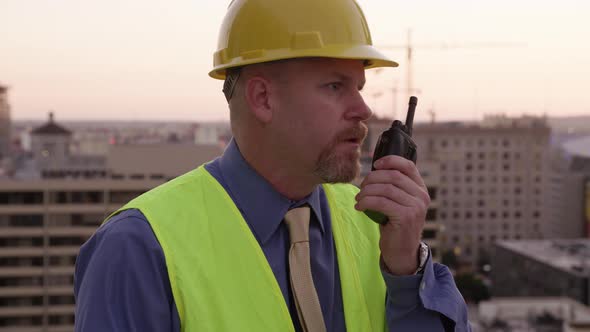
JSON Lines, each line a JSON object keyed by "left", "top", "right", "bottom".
{"left": 330, "top": 72, "right": 366, "bottom": 90}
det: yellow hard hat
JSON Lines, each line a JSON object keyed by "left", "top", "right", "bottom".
{"left": 209, "top": 0, "right": 399, "bottom": 80}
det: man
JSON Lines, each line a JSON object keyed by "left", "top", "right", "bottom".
{"left": 75, "top": 0, "right": 471, "bottom": 331}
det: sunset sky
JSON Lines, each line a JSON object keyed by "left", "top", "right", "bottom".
{"left": 1, "top": 0, "right": 589, "bottom": 122}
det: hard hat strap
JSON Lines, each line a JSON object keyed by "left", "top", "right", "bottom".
{"left": 223, "top": 68, "right": 242, "bottom": 102}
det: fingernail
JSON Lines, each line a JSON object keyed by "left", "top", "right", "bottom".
{"left": 374, "top": 160, "right": 382, "bottom": 168}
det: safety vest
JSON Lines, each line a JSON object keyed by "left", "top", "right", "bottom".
{"left": 111, "top": 166, "right": 386, "bottom": 331}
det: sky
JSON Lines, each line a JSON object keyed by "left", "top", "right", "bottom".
{"left": 1, "top": 0, "right": 589, "bottom": 123}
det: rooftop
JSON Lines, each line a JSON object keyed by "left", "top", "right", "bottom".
{"left": 563, "top": 136, "right": 590, "bottom": 159}
{"left": 31, "top": 112, "right": 71, "bottom": 136}
{"left": 497, "top": 239, "right": 590, "bottom": 277}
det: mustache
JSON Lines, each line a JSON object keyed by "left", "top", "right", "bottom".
{"left": 334, "top": 124, "right": 368, "bottom": 143}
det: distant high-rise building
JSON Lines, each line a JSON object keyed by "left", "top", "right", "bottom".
{"left": 544, "top": 136, "right": 590, "bottom": 239}
{"left": 414, "top": 116, "right": 551, "bottom": 267}
{"left": 0, "top": 84, "right": 11, "bottom": 160}
{"left": 0, "top": 116, "right": 225, "bottom": 331}
{"left": 364, "top": 114, "right": 552, "bottom": 268}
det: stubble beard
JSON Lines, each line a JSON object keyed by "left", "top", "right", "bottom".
{"left": 314, "top": 125, "right": 367, "bottom": 184}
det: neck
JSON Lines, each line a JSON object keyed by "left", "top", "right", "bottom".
{"left": 236, "top": 138, "right": 319, "bottom": 201}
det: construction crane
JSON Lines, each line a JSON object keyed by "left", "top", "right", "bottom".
{"left": 377, "top": 29, "right": 524, "bottom": 120}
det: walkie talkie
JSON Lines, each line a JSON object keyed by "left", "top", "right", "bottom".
{"left": 364, "top": 96, "right": 418, "bottom": 225}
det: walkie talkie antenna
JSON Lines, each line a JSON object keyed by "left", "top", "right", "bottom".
{"left": 406, "top": 96, "right": 418, "bottom": 137}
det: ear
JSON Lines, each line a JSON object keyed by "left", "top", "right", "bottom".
{"left": 244, "top": 77, "right": 273, "bottom": 124}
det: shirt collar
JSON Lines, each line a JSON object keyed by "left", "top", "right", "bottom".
{"left": 218, "top": 139, "right": 325, "bottom": 244}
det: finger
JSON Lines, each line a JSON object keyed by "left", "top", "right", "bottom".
{"left": 355, "top": 195, "right": 405, "bottom": 221}
{"left": 356, "top": 183, "right": 418, "bottom": 208}
{"left": 373, "top": 155, "right": 427, "bottom": 190}
{"left": 361, "top": 170, "right": 430, "bottom": 205}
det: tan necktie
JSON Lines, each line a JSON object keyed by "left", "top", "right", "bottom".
{"left": 284, "top": 206, "right": 327, "bottom": 332}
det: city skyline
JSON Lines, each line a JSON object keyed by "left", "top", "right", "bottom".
{"left": 1, "top": 0, "right": 589, "bottom": 122}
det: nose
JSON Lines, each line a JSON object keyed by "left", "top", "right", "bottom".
{"left": 344, "top": 90, "right": 372, "bottom": 121}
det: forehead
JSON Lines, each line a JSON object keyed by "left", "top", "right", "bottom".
{"left": 284, "top": 58, "right": 366, "bottom": 81}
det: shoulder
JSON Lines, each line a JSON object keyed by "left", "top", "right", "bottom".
{"left": 76, "top": 209, "right": 165, "bottom": 277}
{"left": 95, "top": 209, "right": 158, "bottom": 246}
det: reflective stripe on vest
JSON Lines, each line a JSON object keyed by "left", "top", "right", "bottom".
{"left": 109, "top": 166, "right": 386, "bottom": 331}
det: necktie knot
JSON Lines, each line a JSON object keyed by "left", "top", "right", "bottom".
{"left": 284, "top": 206, "right": 311, "bottom": 244}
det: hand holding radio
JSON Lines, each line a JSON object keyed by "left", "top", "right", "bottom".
{"left": 354, "top": 96, "right": 431, "bottom": 275}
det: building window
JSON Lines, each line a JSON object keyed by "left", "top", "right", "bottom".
{"left": 426, "top": 208, "right": 437, "bottom": 221}
{"left": 0, "top": 191, "right": 44, "bottom": 205}
{"left": 427, "top": 187, "right": 437, "bottom": 200}
{"left": 0, "top": 215, "right": 43, "bottom": 227}
{"left": 423, "top": 229, "right": 436, "bottom": 239}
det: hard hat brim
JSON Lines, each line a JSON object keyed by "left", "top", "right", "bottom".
{"left": 209, "top": 44, "right": 399, "bottom": 80}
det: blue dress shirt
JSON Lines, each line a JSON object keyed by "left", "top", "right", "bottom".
{"left": 74, "top": 139, "right": 470, "bottom": 331}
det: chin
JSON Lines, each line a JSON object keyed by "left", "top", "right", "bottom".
{"left": 315, "top": 153, "right": 360, "bottom": 184}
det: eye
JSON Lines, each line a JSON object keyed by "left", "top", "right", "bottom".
{"left": 326, "top": 82, "right": 343, "bottom": 92}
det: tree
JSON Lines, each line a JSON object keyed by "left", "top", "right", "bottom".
{"left": 454, "top": 273, "right": 490, "bottom": 303}
{"left": 442, "top": 249, "right": 458, "bottom": 270}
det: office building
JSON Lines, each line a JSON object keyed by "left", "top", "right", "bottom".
{"left": 492, "top": 239, "right": 590, "bottom": 306}
{"left": 396, "top": 115, "right": 550, "bottom": 267}
{"left": 0, "top": 117, "right": 224, "bottom": 332}
{"left": 544, "top": 136, "right": 590, "bottom": 239}
{"left": 0, "top": 85, "right": 10, "bottom": 161}
{"left": 478, "top": 297, "right": 590, "bottom": 332}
